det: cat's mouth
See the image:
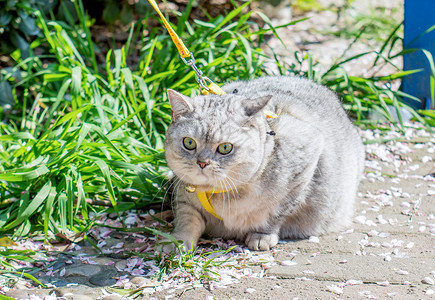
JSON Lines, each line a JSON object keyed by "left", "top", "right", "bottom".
{"left": 188, "top": 170, "right": 214, "bottom": 186}
{"left": 184, "top": 167, "right": 229, "bottom": 190}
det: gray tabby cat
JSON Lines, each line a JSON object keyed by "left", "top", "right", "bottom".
{"left": 164, "top": 76, "right": 364, "bottom": 251}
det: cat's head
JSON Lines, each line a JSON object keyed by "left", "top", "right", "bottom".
{"left": 164, "top": 89, "right": 272, "bottom": 191}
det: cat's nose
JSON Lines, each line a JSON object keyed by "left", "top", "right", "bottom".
{"left": 197, "top": 161, "right": 209, "bottom": 169}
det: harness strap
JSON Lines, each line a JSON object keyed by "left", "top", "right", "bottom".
{"left": 196, "top": 191, "right": 224, "bottom": 220}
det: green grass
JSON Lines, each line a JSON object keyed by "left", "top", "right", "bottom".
{"left": 0, "top": 247, "right": 47, "bottom": 288}
{"left": 331, "top": 4, "right": 403, "bottom": 42}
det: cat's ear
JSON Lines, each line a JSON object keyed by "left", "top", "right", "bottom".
{"left": 167, "top": 89, "right": 193, "bottom": 121}
{"left": 242, "top": 95, "right": 272, "bottom": 117}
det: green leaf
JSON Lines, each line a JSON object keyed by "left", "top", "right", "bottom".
{"left": 71, "top": 66, "right": 82, "bottom": 97}
{"left": 0, "top": 294, "right": 16, "bottom": 300}
{"left": 0, "top": 132, "right": 35, "bottom": 141}
{"left": 0, "top": 80, "right": 15, "bottom": 109}
{"left": 422, "top": 49, "right": 435, "bottom": 106}
{"left": 18, "top": 14, "right": 40, "bottom": 36}
{"left": 2, "top": 181, "right": 52, "bottom": 231}
{"left": 54, "top": 104, "right": 92, "bottom": 126}
{"left": 418, "top": 109, "right": 435, "bottom": 118}
{"left": 0, "top": 11, "right": 12, "bottom": 26}
{"left": 212, "top": 0, "right": 254, "bottom": 34}
{"left": 121, "top": 67, "right": 134, "bottom": 90}
{"left": 43, "top": 186, "right": 57, "bottom": 241}
{"left": 0, "top": 270, "right": 46, "bottom": 288}
{"left": 102, "top": 0, "right": 120, "bottom": 25}
{"left": 374, "top": 69, "right": 422, "bottom": 81}
{"left": 146, "top": 227, "right": 180, "bottom": 248}
{"left": 9, "top": 29, "right": 30, "bottom": 58}
{"left": 0, "top": 165, "right": 50, "bottom": 182}
{"left": 94, "top": 158, "right": 119, "bottom": 215}
{"left": 120, "top": 2, "right": 134, "bottom": 25}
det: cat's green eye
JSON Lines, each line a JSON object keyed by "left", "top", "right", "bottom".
{"left": 183, "top": 137, "right": 197, "bottom": 150}
{"left": 217, "top": 143, "right": 233, "bottom": 155}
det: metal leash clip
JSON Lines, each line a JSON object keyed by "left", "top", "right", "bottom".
{"left": 181, "top": 52, "right": 214, "bottom": 91}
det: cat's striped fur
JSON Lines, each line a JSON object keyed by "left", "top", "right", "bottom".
{"left": 164, "top": 76, "right": 364, "bottom": 251}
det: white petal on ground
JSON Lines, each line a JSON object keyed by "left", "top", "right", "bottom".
{"left": 422, "top": 277, "right": 435, "bottom": 285}
{"left": 405, "top": 242, "right": 415, "bottom": 249}
{"left": 346, "top": 279, "right": 363, "bottom": 285}
{"left": 245, "top": 288, "right": 256, "bottom": 294}
{"left": 376, "top": 280, "right": 390, "bottom": 286}
{"left": 422, "top": 155, "right": 433, "bottom": 163}
{"left": 327, "top": 285, "right": 343, "bottom": 295}
{"left": 308, "top": 236, "right": 320, "bottom": 243}
{"left": 354, "top": 215, "right": 367, "bottom": 224}
{"left": 280, "top": 260, "right": 297, "bottom": 266}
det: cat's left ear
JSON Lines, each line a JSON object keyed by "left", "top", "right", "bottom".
{"left": 167, "top": 89, "right": 193, "bottom": 121}
{"left": 242, "top": 95, "right": 272, "bottom": 117}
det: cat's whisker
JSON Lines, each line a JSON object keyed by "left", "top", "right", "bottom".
{"left": 225, "top": 176, "right": 239, "bottom": 203}
{"left": 225, "top": 170, "right": 251, "bottom": 185}
{"left": 169, "top": 174, "right": 188, "bottom": 212}
{"left": 164, "top": 177, "right": 181, "bottom": 213}
{"left": 139, "top": 169, "right": 176, "bottom": 209}
{"left": 221, "top": 177, "right": 235, "bottom": 215}
{"left": 221, "top": 177, "right": 231, "bottom": 215}
{"left": 218, "top": 178, "right": 227, "bottom": 217}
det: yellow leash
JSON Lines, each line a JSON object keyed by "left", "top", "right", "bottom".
{"left": 147, "top": 0, "right": 189, "bottom": 58}
{"left": 147, "top": 0, "right": 226, "bottom": 95}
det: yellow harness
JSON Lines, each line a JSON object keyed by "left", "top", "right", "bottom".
{"left": 184, "top": 184, "right": 225, "bottom": 220}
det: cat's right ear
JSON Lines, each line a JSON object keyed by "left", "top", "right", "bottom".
{"left": 242, "top": 95, "right": 272, "bottom": 117}
{"left": 167, "top": 89, "right": 193, "bottom": 122}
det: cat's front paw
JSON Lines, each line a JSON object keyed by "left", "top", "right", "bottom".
{"left": 245, "top": 232, "right": 279, "bottom": 251}
{"left": 156, "top": 241, "right": 182, "bottom": 254}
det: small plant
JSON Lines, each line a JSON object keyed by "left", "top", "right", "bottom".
{"left": 292, "top": 0, "right": 323, "bottom": 13}
{"left": 147, "top": 228, "right": 235, "bottom": 282}
{"left": 0, "top": 246, "right": 47, "bottom": 288}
